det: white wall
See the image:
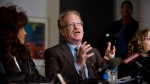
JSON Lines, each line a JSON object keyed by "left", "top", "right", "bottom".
{"left": 0, "top": 0, "right": 59, "bottom": 76}
{"left": 139, "top": 0, "right": 150, "bottom": 29}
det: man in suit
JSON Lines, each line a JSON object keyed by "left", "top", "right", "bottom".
{"left": 44, "top": 10, "right": 115, "bottom": 83}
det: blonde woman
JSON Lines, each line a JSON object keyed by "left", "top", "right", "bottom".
{"left": 127, "top": 28, "right": 150, "bottom": 83}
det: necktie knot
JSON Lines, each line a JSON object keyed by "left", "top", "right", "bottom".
{"left": 75, "top": 46, "right": 79, "bottom": 58}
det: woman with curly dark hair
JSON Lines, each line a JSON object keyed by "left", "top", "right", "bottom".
{"left": 0, "top": 3, "right": 50, "bottom": 83}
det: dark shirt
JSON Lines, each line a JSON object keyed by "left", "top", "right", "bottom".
{"left": 116, "top": 23, "right": 126, "bottom": 57}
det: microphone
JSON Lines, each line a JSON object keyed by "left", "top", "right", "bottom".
{"left": 134, "top": 61, "right": 143, "bottom": 68}
{"left": 123, "top": 52, "right": 141, "bottom": 64}
{"left": 98, "top": 57, "right": 122, "bottom": 72}
{"left": 123, "top": 51, "right": 144, "bottom": 68}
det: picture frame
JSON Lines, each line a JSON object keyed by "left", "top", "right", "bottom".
{"left": 25, "top": 16, "right": 50, "bottom": 66}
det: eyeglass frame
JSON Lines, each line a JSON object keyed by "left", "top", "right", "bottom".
{"left": 61, "top": 21, "right": 83, "bottom": 28}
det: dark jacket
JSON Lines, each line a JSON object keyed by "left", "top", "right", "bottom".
{"left": 125, "top": 53, "right": 150, "bottom": 83}
{"left": 0, "top": 55, "right": 50, "bottom": 84}
{"left": 44, "top": 41, "right": 103, "bottom": 83}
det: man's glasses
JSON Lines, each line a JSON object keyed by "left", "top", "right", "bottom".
{"left": 62, "top": 21, "right": 83, "bottom": 28}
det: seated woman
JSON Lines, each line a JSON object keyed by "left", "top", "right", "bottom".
{"left": 126, "top": 28, "right": 150, "bottom": 83}
{"left": 0, "top": 3, "right": 50, "bottom": 83}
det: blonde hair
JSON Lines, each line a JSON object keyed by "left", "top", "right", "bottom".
{"left": 128, "top": 28, "right": 150, "bottom": 54}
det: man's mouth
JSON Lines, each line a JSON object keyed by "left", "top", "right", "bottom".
{"left": 75, "top": 31, "right": 80, "bottom": 34}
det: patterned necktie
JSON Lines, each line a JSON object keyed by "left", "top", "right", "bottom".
{"left": 75, "top": 47, "right": 86, "bottom": 80}
{"left": 74, "top": 47, "right": 79, "bottom": 59}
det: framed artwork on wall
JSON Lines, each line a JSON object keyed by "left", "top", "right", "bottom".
{"left": 25, "top": 17, "right": 50, "bottom": 66}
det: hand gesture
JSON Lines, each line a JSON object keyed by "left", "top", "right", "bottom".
{"left": 104, "top": 42, "right": 116, "bottom": 60}
{"left": 76, "top": 41, "right": 94, "bottom": 68}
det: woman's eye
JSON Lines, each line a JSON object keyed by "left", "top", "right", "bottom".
{"left": 146, "top": 38, "right": 150, "bottom": 40}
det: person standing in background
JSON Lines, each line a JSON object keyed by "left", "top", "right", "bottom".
{"left": 99, "top": 1, "right": 139, "bottom": 78}
{"left": 99, "top": 0, "right": 139, "bottom": 60}
{"left": 0, "top": 3, "right": 50, "bottom": 83}
{"left": 44, "top": 9, "right": 116, "bottom": 83}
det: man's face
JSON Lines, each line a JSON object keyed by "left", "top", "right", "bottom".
{"left": 60, "top": 14, "right": 84, "bottom": 44}
{"left": 121, "top": 3, "right": 133, "bottom": 18}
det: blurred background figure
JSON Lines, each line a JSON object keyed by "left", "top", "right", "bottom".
{"left": 99, "top": 1, "right": 139, "bottom": 79}
{"left": 99, "top": 0, "right": 139, "bottom": 60}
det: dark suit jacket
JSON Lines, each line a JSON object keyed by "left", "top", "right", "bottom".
{"left": 44, "top": 41, "right": 103, "bottom": 83}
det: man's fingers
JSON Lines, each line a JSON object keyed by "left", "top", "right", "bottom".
{"left": 112, "top": 46, "right": 116, "bottom": 51}
{"left": 112, "top": 46, "right": 116, "bottom": 53}
{"left": 83, "top": 44, "right": 91, "bottom": 50}
{"left": 86, "top": 53, "right": 94, "bottom": 58}
{"left": 104, "top": 56, "right": 109, "bottom": 60}
{"left": 80, "top": 41, "right": 92, "bottom": 53}
{"left": 106, "top": 42, "right": 111, "bottom": 50}
{"left": 81, "top": 41, "right": 87, "bottom": 48}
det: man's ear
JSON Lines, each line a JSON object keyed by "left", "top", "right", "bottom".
{"left": 60, "top": 28, "right": 65, "bottom": 36}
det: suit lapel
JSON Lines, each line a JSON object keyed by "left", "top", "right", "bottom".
{"left": 60, "top": 41, "right": 75, "bottom": 64}
{"left": 86, "top": 57, "right": 95, "bottom": 78}
{"left": 60, "top": 41, "right": 98, "bottom": 78}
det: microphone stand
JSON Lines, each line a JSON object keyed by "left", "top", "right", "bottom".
{"left": 135, "top": 71, "right": 143, "bottom": 84}
{"left": 129, "top": 61, "right": 142, "bottom": 84}
{"left": 133, "top": 65, "right": 145, "bottom": 84}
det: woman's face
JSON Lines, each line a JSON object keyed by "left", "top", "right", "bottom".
{"left": 145, "top": 31, "right": 150, "bottom": 51}
{"left": 17, "top": 27, "right": 27, "bottom": 44}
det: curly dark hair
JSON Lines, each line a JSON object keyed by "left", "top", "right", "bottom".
{"left": 0, "top": 3, "right": 30, "bottom": 73}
